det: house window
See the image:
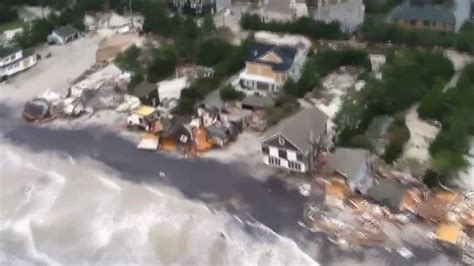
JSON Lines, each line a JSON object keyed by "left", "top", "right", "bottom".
{"left": 10, "top": 55, "right": 15, "bottom": 61}
{"left": 261, "top": 146, "right": 269, "bottom": 154}
{"left": 288, "top": 161, "right": 302, "bottom": 171}
{"left": 179, "top": 134, "right": 188, "bottom": 143}
{"left": 278, "top": 149, "right": 287, "bottom": 159}
{"left": 268, "top": 156, "right": 281, "bottom": 166}
{"left": 278, "top": 136, "right": 285, "bottom": 145}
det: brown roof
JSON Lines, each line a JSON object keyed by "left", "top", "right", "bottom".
{"left": 399, "top": 188, "right": 423, "bottom": 214}
{"left": 325, "top": 178, "right": 349, "bottom": 200}
{"left": 416, "top": 191, "right": 462, "bottom": 222}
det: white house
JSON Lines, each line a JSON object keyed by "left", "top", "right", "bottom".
{"left": 261, "top": 107, "right": 329, "bottom": 173}
{"left": 47, "top": 25, "right": 79, "bottom": 45}
{"left": 0, "top": 47, "right": 37, "bottom": 80}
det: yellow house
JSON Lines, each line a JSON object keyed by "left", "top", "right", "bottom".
{"left": 239, "top": 42, "right": 307, "bottom": 93}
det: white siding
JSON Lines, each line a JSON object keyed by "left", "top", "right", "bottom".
{"left": 287, "top": 150, "right": 297, "bottom": 161}
{"left": 269, "top": 147, "right": 279, "bottom": 157}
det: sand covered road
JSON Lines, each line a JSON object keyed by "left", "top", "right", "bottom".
{"left": 1, "top": 34, "right": 101, "bottom": 106}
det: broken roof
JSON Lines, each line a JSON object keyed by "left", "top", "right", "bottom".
{"left": 53, "top": 25, "right": 79, "bottom": 39}
{"left": 435, "top": 223, "right": 463, "bottom": 245}
{"left": 131, "top": 81, "right": 157, "bottom": 98}
{"left": 325, "top": 179, "right": 349, "bottom": 200}
{"left": 264, "top": 107, "right": 328, "bottom": 153}
{"left": 390, "top": 4, "right": 456, "bottom": 28}
{"left": 366, "top": 179, "right": 405, "bottom": 211}
{"left": 0, "top": 46, "right": 20, "bottom": 58}
{"left": 246, "top": 42, "right": 298, "bottom": 71}
{"left": 326, "top": 148, "right": 370, "bottom": 180}
{"left": 242, "top": 95, "right": 275, "bottom": 109}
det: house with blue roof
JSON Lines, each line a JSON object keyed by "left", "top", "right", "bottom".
{"left": 239, "top": 42, "right": 307, "bottom": 93}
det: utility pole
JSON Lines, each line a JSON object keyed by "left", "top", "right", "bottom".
{"left": 129, "top": 0, "right": 134, "bottom": 28}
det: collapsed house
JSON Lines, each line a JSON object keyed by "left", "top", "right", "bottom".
{"left": 130, "top": 81, "right": 159, "bottom": 107}
{"left": 325, "top": 148, "right": 373, "bottom": 194}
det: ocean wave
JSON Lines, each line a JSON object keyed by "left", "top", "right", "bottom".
{"left": 0, "top": 143, "right": 319, "bottom": 266}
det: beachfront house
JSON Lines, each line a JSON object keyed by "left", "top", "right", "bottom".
{"left": 389, "top": 3, "right": 456, "bottom": 32}
{"left": 239, "top": 42, "right": 307, "bottom": 93}
{"left": 313, "top": 0, "right": 365, "bottom": 34}
{"left": 261, "top": 107, "right": 329, "bottom": 173}
{"left": 47, "top": 26, "right": 80, "bottom": 45}
{"left": 0, "top": 46, "right": 37, "bottom": 80}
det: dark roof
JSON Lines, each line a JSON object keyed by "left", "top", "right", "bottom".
{"left": 53, "top": 25, "right": 79, "bottom": 38}
{"left": 264, "top": 107, "right": 328, "bottom": 153}
{"left": 246, "top": 42, "right": 298, "bottom": 71}
{"left": 367, "top": 179, "right": 405, "bottom": 211}
{"left": 390, "top": 4, "right": 456, "bottom": 27}
{"left": 326, "top": 148, "right": 369, "bottom": 180}
{"left": 242, "top": 95, "right": 275, "bottom": 108}
{"left": 0, "top": 46, "right": 20, "bottom": 58}
{"left": 131, "top": 81, "right": 157, "bottom": 98}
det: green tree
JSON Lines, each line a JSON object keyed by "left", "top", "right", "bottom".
{"left": 196, "top": 38, "right": 232, "bottom": 66}
{"left": 115, "top": 45, "right": 142, "bottom": 72}
{"left": 201, "top": 15, "right": 216, "bottom": 35}
{"left": 146, "top": 45, "right": 178, "bottom": 82}
{"left": 0, "top": 5, "right": 18, "bottom": 23}
{"left": 220, "top": 85, "right": 245, "bottom": 101}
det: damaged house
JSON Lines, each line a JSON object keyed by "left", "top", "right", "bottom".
{"left": 240, "top": 42, "right": 307, "bottom": 93}
{"left": 325, "top": 148, "right": 373, "bottom": 194}
{"left": 261, "top": 107, "right": 329, "bottom": 173}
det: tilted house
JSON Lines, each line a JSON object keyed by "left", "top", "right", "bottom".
{"left": 47, "top": 25, "right": 79, "bottom": 45}
{"left": 325, "top": 148, "right": 373, "bottom": 194}
{"left": 365, "top": 179, "right": 405, "bottom": 211}
{"left": 240, "top": 42, "right": 307, "bottom": 93}
{"left": 261, "top": 107, "right": 329, "bottom": 173}
{"left": 0, "top": 46, "right": 37, "bottom": 80}
{"left": 389, "top": 4, "right": 456, "bottom": 32}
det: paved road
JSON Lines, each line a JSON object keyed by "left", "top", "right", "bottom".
{"left": 0, "top": 103, "right": 453, "bottom": 266}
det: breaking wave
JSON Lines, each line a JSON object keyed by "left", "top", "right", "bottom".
{"left": 0, "top": 143, "right": 318, "bottom": 266}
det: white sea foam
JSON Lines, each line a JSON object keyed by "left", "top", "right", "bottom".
{"left": 0, "top": 142, "right": 320, "bottom": 265}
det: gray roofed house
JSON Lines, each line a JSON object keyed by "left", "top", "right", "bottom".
{"left": 261, "top": 107, "right": 329, "bottom": 173}
{"left": 326, "top": 147, "right": 373, "bottom": 193}
{"left": 390, "top": 4, "right": 456, "bottom": 31}
{"left": 242, "top": 95, "right": 275, "bottom": 110}
{"left": 261, "top": 0, "right": 308, "bottom": 21}
{"left": 366, "top": 179, "right": 406, "bottom": 211}
{"left": 265, "top": 107, "right": 328, "bottom": 153}
{"left": 0, "top": 46, "right": 20, "bottom": 59}
{"left": 48, "top": 25, "right": 79, "bottom": 45}
{"left": 313, "top": 0, "right": 365, "bottom": 33}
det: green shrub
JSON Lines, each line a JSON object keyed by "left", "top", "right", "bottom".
{"left": 220, "top": 85, "right": 245, "bottom": 101}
